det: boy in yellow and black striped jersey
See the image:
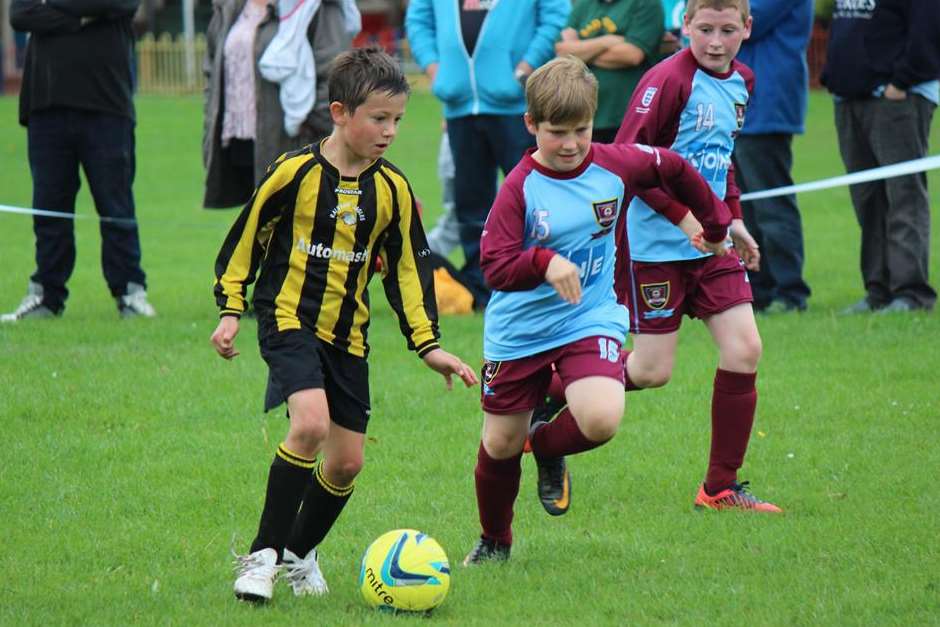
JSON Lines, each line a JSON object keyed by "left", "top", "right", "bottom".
{"left": 211, "top": 47, "right": 478, "bottom": 604}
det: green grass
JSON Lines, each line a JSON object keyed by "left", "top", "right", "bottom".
{"left": 1, "top": 90, "right": 938, "bottom": 625}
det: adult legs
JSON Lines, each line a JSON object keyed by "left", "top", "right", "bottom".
{"left": 835, "top": 100, "right": 892, "bottom": 306}
{"left": 78, "top": 111, "right": 147, "bottom": 298}
{"left": 27, "top": 109, "right": 81, "bottom": 312}
{"left": 447, "top": 116, "right": 499, "bottom": 302}
{"left": 867, "top": 96, "right": 937, "bottom": 308}
{"left": 733, "top": 134, "right": 810, "bottom": 309}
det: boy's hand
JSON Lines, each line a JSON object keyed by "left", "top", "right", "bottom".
{"left": 422, "top": 349, "right": 479, "bottom": 390}
{"left": 730, "top": 218, "right": 760, "bottom": 271}
{"left": 210, "top": 315, "right": 240, "bottom": 360}
{"left": 679, "top": 211, "right": 727, "bottom": 257}
{"left": 545, "top": 255, "right": 582, "bottom": 305}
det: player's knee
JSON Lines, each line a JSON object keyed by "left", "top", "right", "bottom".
{"left": 482, "top": 430, "right": 524, "bottom": 458}
{"left": 327, "top": 456, "right": 364, "bottom": 486}
{"left": 732, "top": 333, "right": 762, "bottom": 370}
{"left": 632, "top": 365, "right": 672, "bottom": 389}
{"left": 290, "top": 413, "right": 330, "bottom": 448}
{"left": 575, "top": 405, "right": 623, "bottom": 442}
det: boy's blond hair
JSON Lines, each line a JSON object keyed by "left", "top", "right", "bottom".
{"left": 526, "top": 56, "right": 597, "bottom": 126}
{"left": 685, "top": 0, "right": 750, "bottom": 21}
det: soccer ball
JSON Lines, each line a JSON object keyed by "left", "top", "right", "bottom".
{"left": 359, "top": 529, "right": 451, "bottom": 612}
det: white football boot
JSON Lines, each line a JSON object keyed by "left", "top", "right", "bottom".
{"left": 233, "top": 547, "right": 279, "bottom": 603}
{"left": 281, "top": 548, "right": 329, "bottom": 597}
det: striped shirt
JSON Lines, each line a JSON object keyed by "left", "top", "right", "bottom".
{"left": 214, "top": 142, "right": 440, "bottom": 358}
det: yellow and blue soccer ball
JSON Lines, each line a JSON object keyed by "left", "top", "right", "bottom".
{"left": 359, "top": 529, "right": 451, "bottom": 612}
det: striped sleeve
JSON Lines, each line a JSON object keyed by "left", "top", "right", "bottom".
{"left": 378, "top": 167, "right": 440, "bottom": 357}
{"left": 212, "top": 155, "right": 307, "bottom": 317}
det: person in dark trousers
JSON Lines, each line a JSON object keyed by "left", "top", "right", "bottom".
{"left": 822, "top": 0, "right": 939, "bottom": 314}
{"left": 732, "top": 0, "right": 813, "bottom": 313}
{"left": 4, "top": 0, "right": 156, "bottom": 322}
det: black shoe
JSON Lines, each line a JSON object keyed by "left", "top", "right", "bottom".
{"left": 529, "top": 420, "right": 571, "bottom": 516}
{"left": 462, "top": 536, "right": 510, "bottom": 566}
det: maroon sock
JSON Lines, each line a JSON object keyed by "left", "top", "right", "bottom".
{"left": 474, "top": 442, "right": 521, "bottom": 546}
{"left": 546, "top": 371, "right": 565, "bottom": 404}
{"left": 705, "top": 369, "right": 757, "bottom": 494}
{"left": 622, "top": 350, "right": 641, "bottom": 391}
{"left": 529, "top": 408, "right": 607, "bottom": 459}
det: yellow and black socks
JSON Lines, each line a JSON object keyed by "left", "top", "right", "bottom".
{"left": 250, "top": 443, "right": 316, "bottom": 555}
{"left": 285, "top": 461, "right": 354, "bottom": 558}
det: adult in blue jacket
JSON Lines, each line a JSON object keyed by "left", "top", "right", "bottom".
{"left": 731, "top": 0, "right": 814, "bottom": 313}
{"left": 406, "top": 0, "right": 569, "bottom": 305}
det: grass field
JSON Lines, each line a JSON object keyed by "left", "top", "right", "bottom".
{"left": 1, "top": 90, "right": 938, "bottom": 626}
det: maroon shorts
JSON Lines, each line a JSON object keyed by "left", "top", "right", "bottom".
{"left": 481, "top": 335, "right": 626, "bottom": 415}
{"left": 626, "top": 251, "right": 752, "bottom": 334}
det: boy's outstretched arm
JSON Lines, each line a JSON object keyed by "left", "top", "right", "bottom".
{"left": 422, "top": 349, "right": 479, "bottom": 390}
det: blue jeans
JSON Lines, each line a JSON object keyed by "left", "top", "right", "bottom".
{"left": 27, "top": 109, "right": 146, "bottom": 311}
{"left": 447, "top": 114, "right": 534, "bottom": 303}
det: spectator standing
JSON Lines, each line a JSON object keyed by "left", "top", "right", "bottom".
{"left": 3, "top": 0, "right": 156, "bottom": 322}
{"left": 732, "top": 0, "right": 813, "bottom": 313}
{"left": 555, "top": 0, "right": 664, "bottom": 144}
{"left": 405, "top": 0, "right": 570, "bottom": 306}
{"left": 822, "top": 0, "right": 939, "bottom": 313}
{"left": 202, "top": 0, "right": 360, "bottom": 208}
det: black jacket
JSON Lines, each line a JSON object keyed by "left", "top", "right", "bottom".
{"left": 10, "top": 0, "right": 139, "bottom": 125}
{"left": 821, "top": 0, "right": 940, "bottom": 99}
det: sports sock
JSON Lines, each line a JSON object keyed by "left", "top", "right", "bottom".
{"left": 250, "top": 443, "right": 316, "bottom": 556}
{"left": 529, "top": 407, "right": 607, "bottom": 459}
{"left": 705, "top": 369, "right": 758, "bottom": 495}
{"left": 285, "top": 461, "right": 354, "bottom": 558}
{"left": 474, "top": 442, "right": 521, "bottom": 546}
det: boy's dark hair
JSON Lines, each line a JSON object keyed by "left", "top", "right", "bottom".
{"left": 328, "top": 46, "right": 410, "bottom": 113}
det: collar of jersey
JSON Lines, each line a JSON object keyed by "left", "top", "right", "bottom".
{"left": 312, "top": 139, "right": 384, "bottom": 181}
{"left": 523, "top": 146, "right": 595, "bottom": 180}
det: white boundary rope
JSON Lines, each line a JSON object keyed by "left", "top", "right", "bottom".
{"left": 2, "top": 154, "right": 939, "bottom": 220}
{"left": 739, "top": 154, "right": 940, "bottom": 201}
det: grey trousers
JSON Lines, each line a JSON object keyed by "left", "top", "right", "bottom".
{"left": 733, "top": 134, "right": 811, "bottom": 309}
{"left": 834, "top": 95, "right": 937, "bottom": 308}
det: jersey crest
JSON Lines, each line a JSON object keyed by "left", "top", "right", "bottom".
{"left": 641, "top": 281, "right": 670, "bottom": 309}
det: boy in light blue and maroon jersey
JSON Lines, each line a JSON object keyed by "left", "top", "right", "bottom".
{"left": 613, "top": 0, "right": 782, "bottom": 512}
{"left": 463, "top": 56, "right": 731, "bottom": 566}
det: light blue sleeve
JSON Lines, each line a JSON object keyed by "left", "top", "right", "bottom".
{"left": 523, "top": 0, "right": 570, "bottom": 69}
{"left": 404, "top": 0, "right": 438, "bottom": 70}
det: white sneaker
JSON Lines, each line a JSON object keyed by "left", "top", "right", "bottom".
{"left": 282, "top": 548, "right": 329, "bottom": 597}
{"left": 1, "top": 282, "right": 57, "bottom": 323}
{"left": 233, "top": 547, "right": 279, "bottom": 603}
{"left": 117, "top": 282, "right": 156, "bottom": 318}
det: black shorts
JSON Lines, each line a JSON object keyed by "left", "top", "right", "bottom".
{"left": 259, "top": 328, "right": 371, "bottom": 433}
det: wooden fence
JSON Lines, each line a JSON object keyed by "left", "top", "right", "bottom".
{"left": 136, "top": 33, "right": 207, "bottom": 95}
